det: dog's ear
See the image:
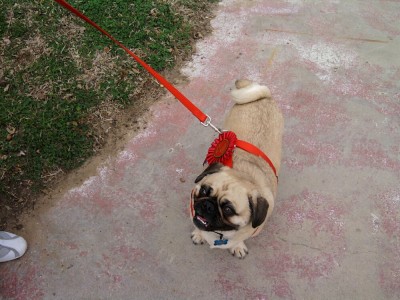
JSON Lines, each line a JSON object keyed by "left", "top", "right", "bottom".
{"left": 249, "top": 196, "right": 269, "bottom": 228}
{"left": 194, "top": 163, "right": 223, "bottom": 183}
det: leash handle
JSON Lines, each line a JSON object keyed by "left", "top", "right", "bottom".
{"left": 54, "top": 0, "right": 208, "bottom": 124}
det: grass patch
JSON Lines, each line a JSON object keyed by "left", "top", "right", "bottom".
{"left": 0, "top": 0, "right": 217, "bottom": 228}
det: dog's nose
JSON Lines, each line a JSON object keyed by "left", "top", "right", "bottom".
{"left": 203, "top": 200, "right": 215, "bottom": 213}
{"left": 199, "top": 185, "right": 212, "bottom": 197}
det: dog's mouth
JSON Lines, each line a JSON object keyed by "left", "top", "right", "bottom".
{"left": 195, "top": 215, "right": 209, "bottom": 227}
{"left": 191, "top": 189, "right": 209, "bottom": 228}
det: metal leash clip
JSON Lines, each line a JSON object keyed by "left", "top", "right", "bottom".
{"left": 200, "top": 115, "right": 222, "bottom": 134}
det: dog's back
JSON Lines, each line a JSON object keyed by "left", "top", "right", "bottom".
{"left": 224, "top": 80, "right": 284, "bottom": 176}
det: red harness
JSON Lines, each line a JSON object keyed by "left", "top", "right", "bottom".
{"left": 55, "top": 0, "right": 278, "bottom": 180}
{"left": 205, "top": 131, "right": 277, "bottom": 179}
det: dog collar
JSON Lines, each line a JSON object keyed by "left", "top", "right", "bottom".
{"left": 204, "top": 131, "right": 278, "bottom": 180}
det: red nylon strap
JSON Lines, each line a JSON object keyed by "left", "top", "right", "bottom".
{"left": 236, "top": 140, "right": 278, "bottom": 179}
{"left": 54, "top": 0, "right": 208, "bottom": 123}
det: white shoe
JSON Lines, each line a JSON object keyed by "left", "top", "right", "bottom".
{"left": 0, "top": 231, "right": 28, "bottom": 262}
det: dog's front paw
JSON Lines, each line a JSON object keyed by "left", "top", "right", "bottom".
{"left": 229, "top": 242, "right": 248, "bottom": 259}
{"left": 191, "top": 229, "right": 205, "bottom": 245}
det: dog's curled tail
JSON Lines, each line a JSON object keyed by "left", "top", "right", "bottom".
{"left": 231, "top": 79, "right": 271, "bottom": 104}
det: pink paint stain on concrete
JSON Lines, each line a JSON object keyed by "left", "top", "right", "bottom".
{"left": 372, "top": 189, "right": 400, "bottom": 297}
{"left": 293, "top": 253, "right": 337, "bottom": 281}
{"left": 276, "top": 87, "right": 351, "bottom": 170}
{"left": 361, "top": 5, "right": 400, "bottom": 36}
{"left": 374, "top": 189, "right": 400, "bottom": 238}
{"left": 253, "top": 190, "right": 347, "bottom": 298}
{"left": 272, "top": 278, "right": 293, "bottom": 299}
{"left": 283, "top": 134, "right": 345, "bottom": 170}
{"left": 350, "top": 138, "right": 400, "bottom": 173}
{"left": 329, "top": 66, "right": 400, "bottom": 117}
{"left": 95, "top": 243, "right": 163, "bottom": 293}
{"left": 65, "top": 184, "right": 122, "bottom": 215}
{"left": 280, "top": 89, "right": 350, "bottom": 135}
{"left": 0, "top": 265, "right": 44, "bottom": 300}
{"left": 378, "top": 243, "right": 400, "bottom": 298}
{"left": 331, "top": 64, "right": 382, "bottom": 96}
{"left": 222, "top": 189, "right": 346, "bottom": 299}
{"left": 139, "top": 196, "right": 158, "bottom": 222}
{"left": 278, "top": 190, "right": 346, "bottom": 237}
{"left": 259, "top": 248, "right": 342, "bottom": 298}
{"left": 118, "top": 191, "right": 164, "bottom": 226}
{"left": 90, "top": 193, "right": 120, "bottom": 215}
{"left": 97, "top": 254, "right": 126, "bottom": 290}
{"left": 214, "top": 273, "right": 268, "bottom": 300}
{"left": 114, "top": 245, "right": 147, "bottom": 262}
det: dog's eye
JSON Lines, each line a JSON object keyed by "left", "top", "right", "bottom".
{"left": 222, "top": 206, "right": 234, "bottom": 216}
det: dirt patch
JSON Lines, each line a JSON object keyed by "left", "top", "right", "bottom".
{"left": 1, "top": 1, "right": 218, "bottom": 230}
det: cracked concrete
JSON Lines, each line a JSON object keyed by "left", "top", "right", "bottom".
{"left": 276, "top": 237, "right": 326, "bottom": 252}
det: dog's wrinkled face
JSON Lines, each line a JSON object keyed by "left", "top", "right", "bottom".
{"left": 192, "top": 163, "right": 269, "bottom": 232}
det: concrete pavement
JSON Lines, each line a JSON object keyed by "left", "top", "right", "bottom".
{"left": 1, "top": 0, "right": 399, "bottom": 299}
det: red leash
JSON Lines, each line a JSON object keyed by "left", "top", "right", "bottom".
{"left": 54, "top": 0, "right": 208, "bottom": 124}
{"left": 54, "top": 0, "right": 278, "bottom": 180}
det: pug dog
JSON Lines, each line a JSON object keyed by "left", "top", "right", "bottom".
{"left": 190, "top": 79, "right": 283, "bottom": 258}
